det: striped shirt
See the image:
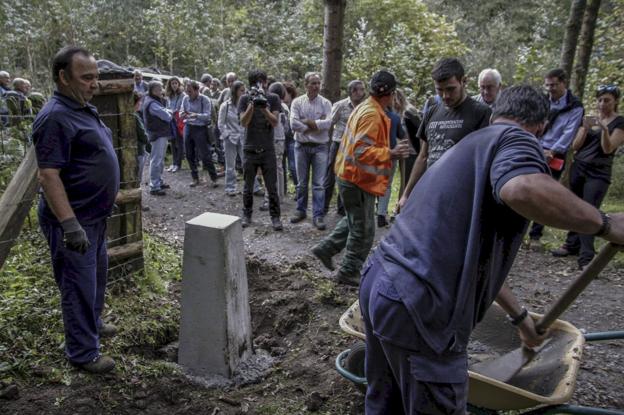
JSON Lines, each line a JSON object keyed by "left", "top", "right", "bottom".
{"left": 330, "top": 97, "right": 357, "bottom": 142}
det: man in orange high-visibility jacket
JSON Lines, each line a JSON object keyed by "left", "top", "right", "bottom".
{"left": 311, "top": 70, "right": 410, "bottom": 286}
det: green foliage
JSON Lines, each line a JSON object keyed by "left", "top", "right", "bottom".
{"left": 0, "top": 228, "right": 181, "bottom": 382}
{"left": 605, "top": 154, "right": 624, "bottom": 200}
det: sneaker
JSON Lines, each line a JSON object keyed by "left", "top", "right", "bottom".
{"left": 259, "top": 201, "right": 269, "bottom": 211}
{"left": 253, "top": 189, "right": 265, "bottom": 197}
{"left": 334, "top": 271, "right": 360, "bottom": 287}
{"left": 166, "top": 165, "right": 174, "bottom": 172}
{"left": 190, "top": 179, "right": 201, "bottom": 188}
{"left": 311, "top": 245, "right": 335, "bottom": 271}
{"left": 77, "top": 355, "right": 115, "bottom": 374}
{"left": 149, "top": 189, "right": 166, "bottom": 196}
{"left": 290, "top": 210, "right": 306, "bottom": 224}
{"left": 551, "top": 245, "right": 579, "bottom": 257}
{"left": 241, "top": 215, "right": 251, "bottom": 228}
{"left": 160, "top": 183, "right": 171, "bottom": 189}
{"left": 99, "top": 323, "right": 118, "bottom": 338}
{"left": 271, "top": 217, "right": 283, "bottom": 231}
{"left": 377, "top": 215, "right": 388, "bottom": 228}
{"left": 170, "top": 165, "right": 180, "bottom": 173}
{"left": 313, "top": 216, "right": 326, "bottom": 231}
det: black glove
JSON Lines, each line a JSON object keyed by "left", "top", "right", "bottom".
{"left": 60, "top": 217, "right": 91, "bottom": 254}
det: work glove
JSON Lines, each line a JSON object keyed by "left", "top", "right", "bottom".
{"left": 60, "top": 217, "right": 91, "bottom": 254}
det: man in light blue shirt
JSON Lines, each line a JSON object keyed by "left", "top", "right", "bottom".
{"left": 528, "top": 68, "right": 584, "bottom": 243}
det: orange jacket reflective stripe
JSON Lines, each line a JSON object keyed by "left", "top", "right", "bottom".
{"left": 335, "top": 97, "right": 391, "bottom": 197}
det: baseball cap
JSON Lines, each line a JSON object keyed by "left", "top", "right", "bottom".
{"left": 370, "top": 70, "right": 397, "bottom": 96}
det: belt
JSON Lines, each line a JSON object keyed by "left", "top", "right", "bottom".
{"left": 244, "top": 147, "right": 272, "bottom": 154}
{"left": 297, "top": 141, "right": 326, "bottom": 147}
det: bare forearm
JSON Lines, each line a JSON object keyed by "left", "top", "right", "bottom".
{"left": 571, "top": 126, "right": 588, "bottom": 152}
{"left": 38, "top": 170, "right": 75, "bottom": 222}
{"left": 500, "top": 173, "right": 602, "bottom": 235}
{"left": 495, "top": 282, "right": 524, "bottom": 317}
{"left": 240, "top": 107, "right": 253, "bottom": 127}
{"left": 263, "top": 110, "right": 278, "bottom": 127}
{"left": 403, "top": 155, "right": 427, "bottom": 198}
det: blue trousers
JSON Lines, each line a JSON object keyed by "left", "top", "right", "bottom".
{"left": 40, "top": 218, "right": 108, "bottom": 364}
{"left": 294, "top": 141, "right": 328, "bottom": 219}
{"left": 360, "top": 255, "right": 468, "bottom": 415}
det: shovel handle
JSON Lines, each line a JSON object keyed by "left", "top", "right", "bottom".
{"left": 535, "top": 243, "right": 622, "bottom": 333}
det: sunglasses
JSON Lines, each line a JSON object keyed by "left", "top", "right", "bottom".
{"left": 597, "top": 84, "right": 621, "bottom": 98}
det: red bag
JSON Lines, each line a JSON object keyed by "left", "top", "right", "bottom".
{"left": 174, "top": 111, "right": 184, "bottom": 137}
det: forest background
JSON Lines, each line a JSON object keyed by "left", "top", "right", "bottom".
{"left": 1, "top": 0, "right": 623, "bottom": 107}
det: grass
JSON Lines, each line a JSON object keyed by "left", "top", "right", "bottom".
{"left": 0, "top": 223, "right": 183, "bottom": 385}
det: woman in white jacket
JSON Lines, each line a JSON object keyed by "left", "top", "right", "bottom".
{"left": 218, "top": 81, "right": 247, "bottom": 196}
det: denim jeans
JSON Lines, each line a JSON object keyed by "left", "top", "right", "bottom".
{"left": 295, "top": 141, "right": 328, "bottom": 219}
{"left": 377, "top": 161, "right": 397, "bottom": 217}
{"left": 149, "top": 136, "right": 169, "bottom": 190}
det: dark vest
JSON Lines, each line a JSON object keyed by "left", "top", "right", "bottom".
{"left": 546, "top": 89, "right": 583, "bottom": 132}
{"left": 142, "top": 97, "right": 171, "bottom": 141}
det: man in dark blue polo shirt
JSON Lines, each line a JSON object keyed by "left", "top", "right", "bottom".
{"left": 34, "top": 46, "right": 120, "bottom": 374}
{"left": 360, "top": 85, "right": 624, "bottom": 414}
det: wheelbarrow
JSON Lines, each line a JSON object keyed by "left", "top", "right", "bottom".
{"left": 335, "top": 243, "right": 624, "bottom": 413}
{"left": 335, "top": 300, "right": 624, "bottom": 414}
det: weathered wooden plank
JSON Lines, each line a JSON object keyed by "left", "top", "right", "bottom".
{"left": 115, "top": 188, "right": 141, "bottom": 205}
{"left": 107, "top": 241, "right": 143, "bottom": 264}
{"left": 96, "top": 79, "right": 134, "bottom": 96}
{"left": 0, "top": 147, "right": 38, "bottom": 269}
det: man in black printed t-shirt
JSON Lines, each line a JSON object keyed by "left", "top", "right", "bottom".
{"left": 398, "top": 58, "right": 491, "bottom": 209}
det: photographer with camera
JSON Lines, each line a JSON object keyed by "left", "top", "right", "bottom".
{"left": 238, "top": 69, "right": 283, "bottom": 231}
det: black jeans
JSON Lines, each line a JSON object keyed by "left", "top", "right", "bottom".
{"left": 185, "top": 125, "right": 217, "bottom": 181}
{"left": 563, "top": 161, "right": 610, "bottom": 266}
{"left": 322, "top": 141, "right": 344, "bottom": 215}
{"left": 529, "top": 157, "right": 565, "bottom": 239}
{"left": 243, "top": 148, "right": 280, "bottom": 218}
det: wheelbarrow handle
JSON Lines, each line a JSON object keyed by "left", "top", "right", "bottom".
{"left": 535, "top": 243, "right": 623, "bottom": 333}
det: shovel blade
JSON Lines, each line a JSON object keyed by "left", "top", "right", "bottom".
{"left": 470, "top": 347, "right": 535, "bottom": 383}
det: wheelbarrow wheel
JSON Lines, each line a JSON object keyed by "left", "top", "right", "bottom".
{"left": 344, "top": 341, "right": 367, "bottom": 394}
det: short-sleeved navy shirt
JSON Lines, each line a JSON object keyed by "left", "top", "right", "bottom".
{"left": 375, "top": 122, "right": 549, "bottom": 355}
{"left": 34, "top": 91, "right": 120, "bottom": 225}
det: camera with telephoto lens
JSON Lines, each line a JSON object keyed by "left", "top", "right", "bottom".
{"left": 249, "top": 83, "right": 268, "bottom": 108}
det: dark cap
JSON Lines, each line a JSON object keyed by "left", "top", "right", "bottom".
{"left": 370, "top": 70, "right": 397, "bottom": 96}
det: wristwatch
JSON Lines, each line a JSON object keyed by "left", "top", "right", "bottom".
{"left": 594, "top": 211, "right": 611, "bottom": 237}
{"left": 508, "top": 308, "right": 529, "bottom": 326}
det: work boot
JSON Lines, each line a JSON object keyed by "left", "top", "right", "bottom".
{"left": 551, "top": 245, "right": 579, "bottom": 257}
{"left": 77, "top": 355, "right": 115, "bottom": 374}
{"left": 190, "top": 178, "right": 201, "bottom": 188}
{"left": 290, "top": 210, "right": 306, "bottom": 224}
{"left": 311, "top": 245, "right": 335, "bottom": 271}
{"left": 241, "top": 215, "right": 251, "bottom": 228}
{"left": 99, "top": 323, "right": 118, "bottom": 338}
{"left": 334, "top": 271, "right": 360, "bottom": 287}
{"left": 313, "top": 216, "right": 326, "bottom": 231}
{"left": 271, "top": 217, "right": 283, "bottom": 231}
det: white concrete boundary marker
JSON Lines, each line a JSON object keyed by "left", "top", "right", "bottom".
{"left": 178, "top": 212, "right": 253, "bottom": 378}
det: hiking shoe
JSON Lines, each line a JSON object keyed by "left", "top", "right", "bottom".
{"left": 149, "top": 189, "right": 166, "bottom": 196}
{"left": 77, "top": 355, "right": 115, "bottom": 374}
{"left": 551, "top": 245, "right": 579, "bottom": 257}
{"left": 377, "top": 215, "right": 388, "bottom": 228}
{"left": 99, "top": 323, "right": 118, "bottom": 338}
{"left": 271, "top": 217, "right": 283, "bottom": 231}
{"left": 259, "top": 201, "right": 269, "bottom": 211}
{"left": 313, "top": 216, "right": 326, "bottom": 231}
{"left": 334, "top": 271, "right": 360, "bottom": 287}
{"left": 311, "top": 245, "right": 335, "bottom": 271}
{"left": 241, "top": 215, "right": 251, "bottom": 228}
{"left": 290, "top": 210, "right": 306, "bottom": 224}
{"left": 189, "top": 179, "right": 201, "bottom": 188}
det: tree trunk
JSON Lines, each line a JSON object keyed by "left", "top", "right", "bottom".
{"left": 321, "top": 0, "right": 347, "bottom": 103}
{"left": 560, "top": 0, "right": 586, "bottom": 77}
{"left": 571, "top": 0, "right": 601, "bottom": 99}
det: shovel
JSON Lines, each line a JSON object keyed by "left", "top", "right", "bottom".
{"left": 471, "top": 242, "right": 622, "bottom": 383}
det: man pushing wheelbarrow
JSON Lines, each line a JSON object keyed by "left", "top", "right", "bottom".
{"left": 359, "top": 85, "right": 624, "bottom": 414}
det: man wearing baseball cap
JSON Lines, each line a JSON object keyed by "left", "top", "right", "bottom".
{"left": 311, "top": 70, "right": 410, "bottom": 286}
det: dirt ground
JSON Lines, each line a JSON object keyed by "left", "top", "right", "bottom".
{"left": 2, "top": 166, "right": 623, "bottom": 414}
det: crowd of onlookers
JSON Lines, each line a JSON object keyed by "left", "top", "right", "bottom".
{"left": 0, "top": 71, "right": 47, "bottom": 129}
